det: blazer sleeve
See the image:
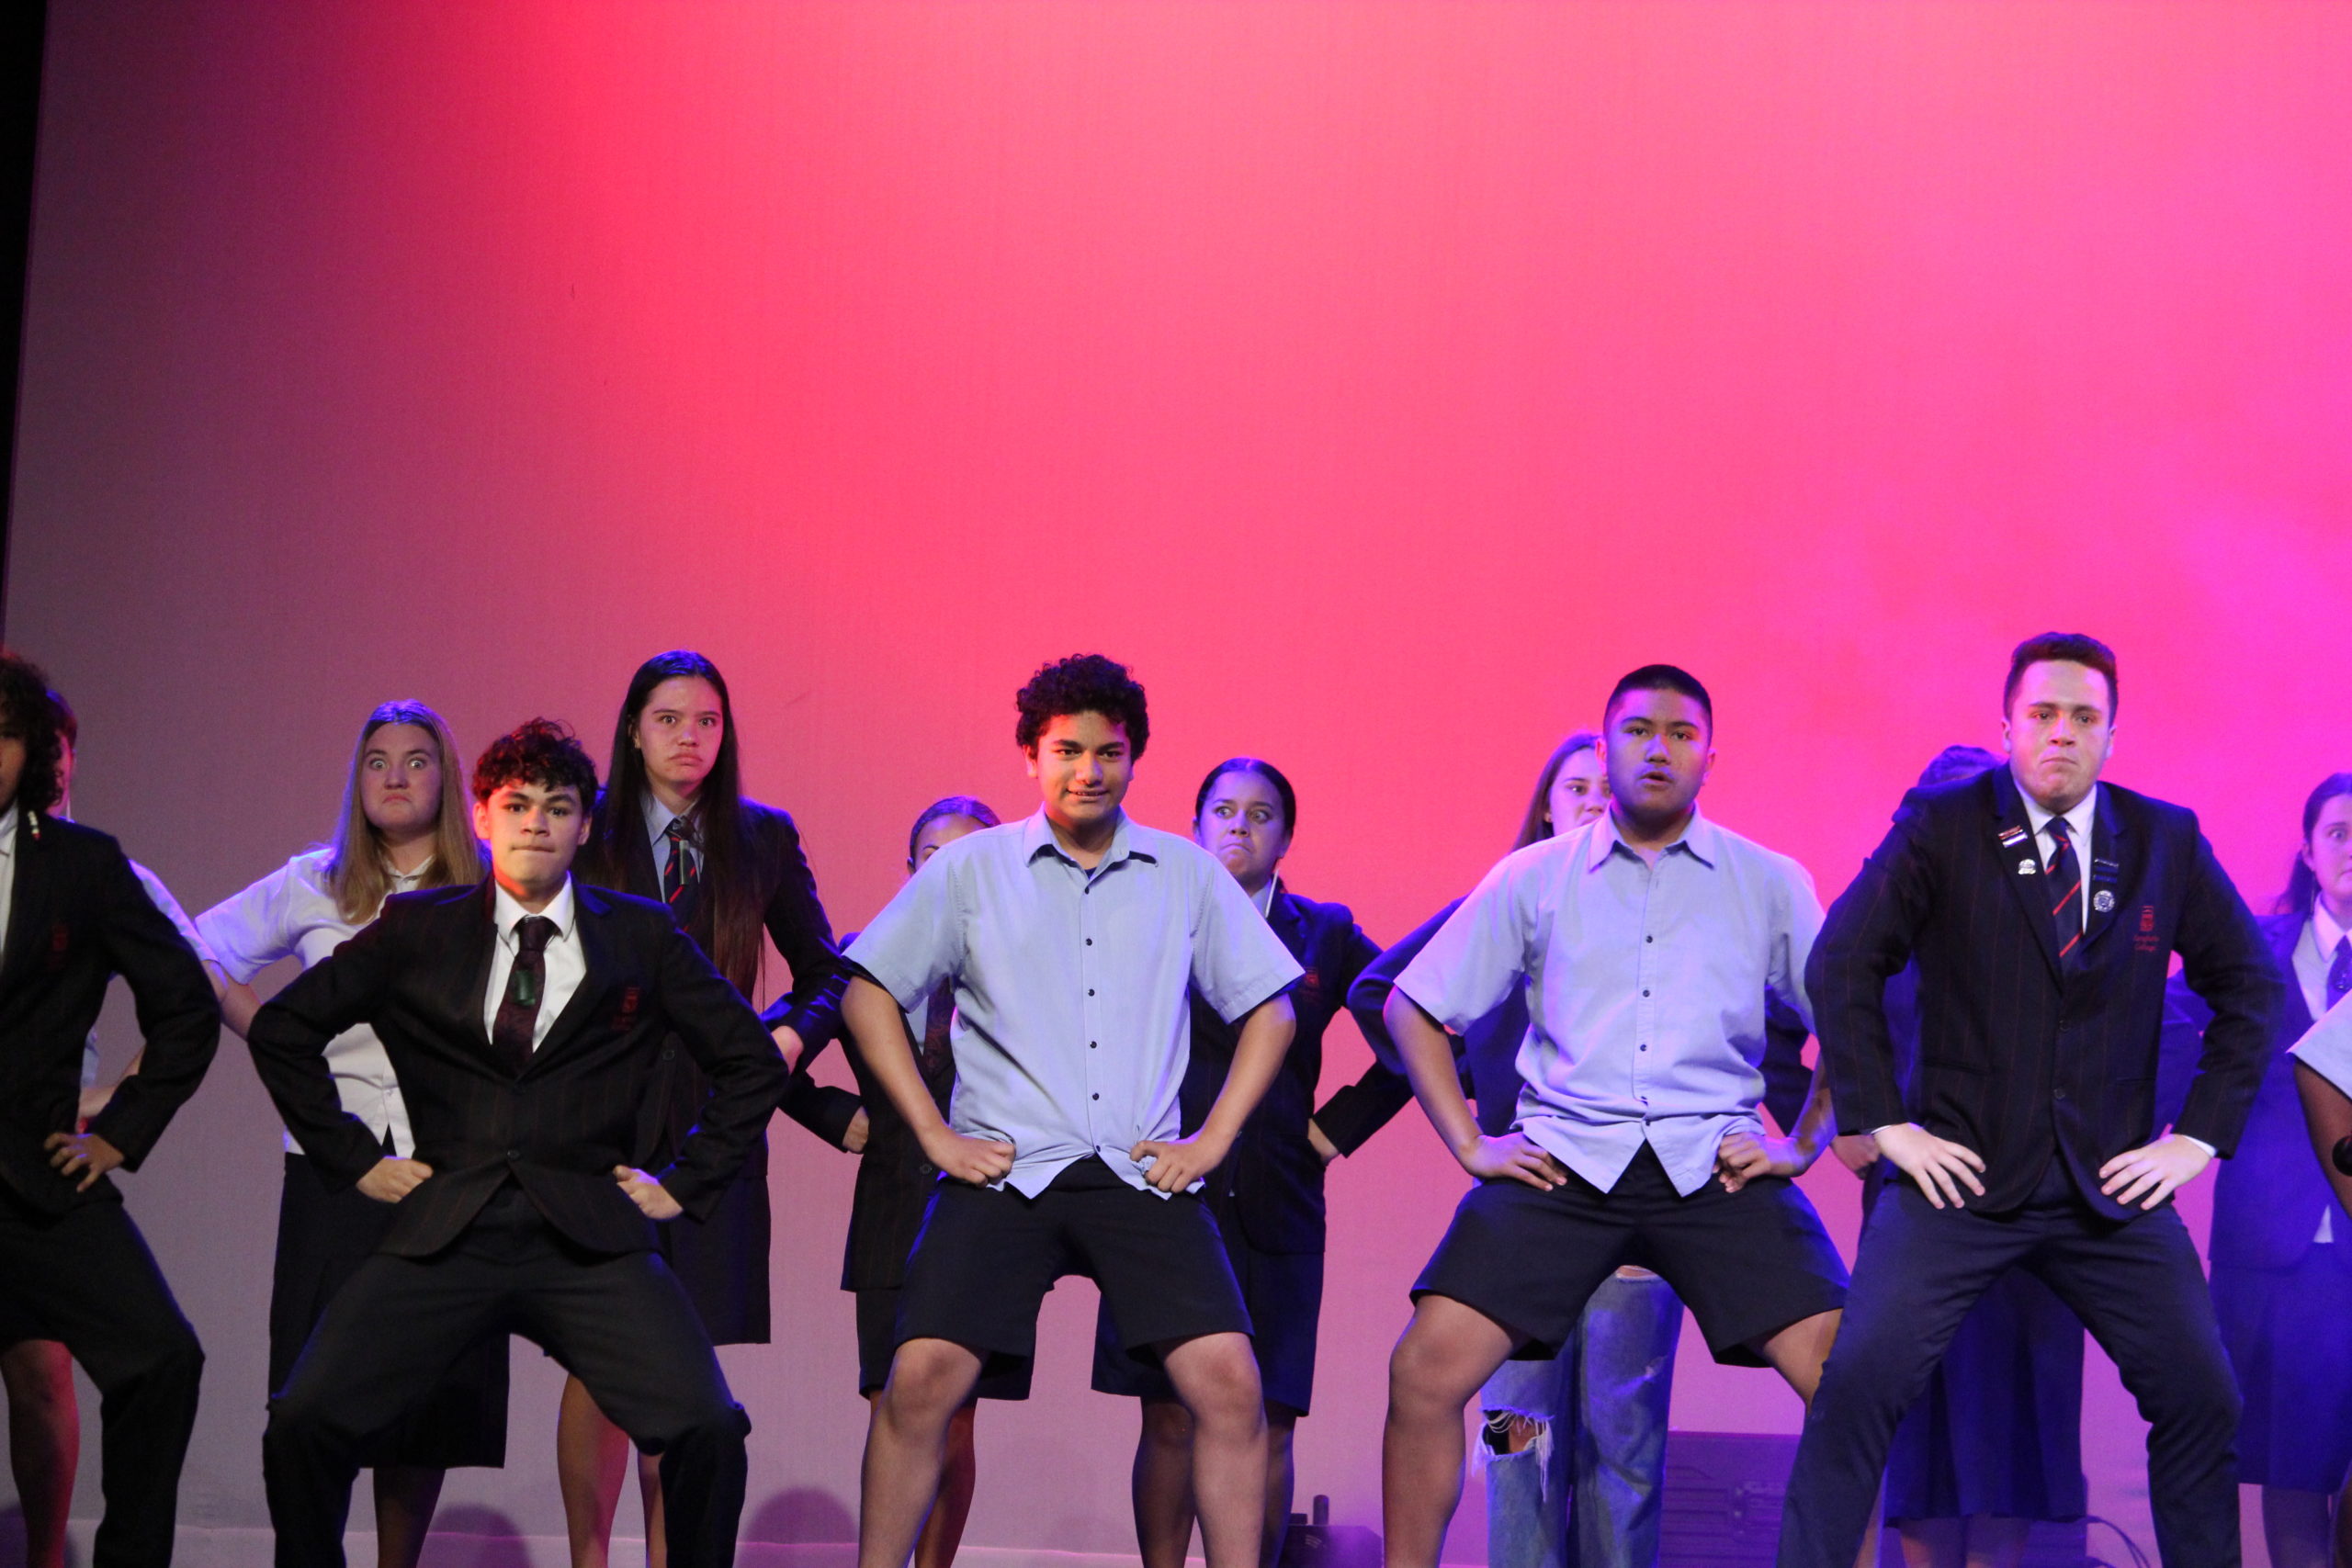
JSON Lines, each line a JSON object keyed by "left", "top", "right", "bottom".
{"left": 778, "top": 1074, "right": 863, "bottom": 1150}
{"left": 2169, "top": 827, "right": 2288, "bottom": 1156}
{"left": 654, "top": 919, "right": 791, "bottom": 1219}
{"left": 1314, "top": 916, "right": 1415, "bottom": 1156}
{"left": 1808, "top": 797, "right": 1939, "bottom": 1136}
{"left": 1346, "top": 898, "right": 1464, "bottom": 1079}
{"left": 81, "top": 841, "right": 221, "bottom": 1169}
{"left": 1758, "top": 985, "right": 1816, "bottom": 1135}
{"left": 243, "top": 912, "right": 404, "bottom": 1188}
{"left": 758, "top": 807, "right": 848, "bottom": 1055}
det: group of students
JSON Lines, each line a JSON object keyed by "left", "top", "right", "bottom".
{"left": 2, "top": 633, "right": 2350, "bottom": 1568}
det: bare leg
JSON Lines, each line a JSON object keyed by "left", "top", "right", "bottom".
{"left": 1159, "top": 1333, "right": 1268, "bottom": 1568}
{"left": 0, "top": 1339, "right": 77, "bottom": 1568}
{"left": 1894, "top": 1518, "right": 1960, "bottom": 1568}
{"left": 914, "top": 1402, "right": 979, "bottom": 1568}
{"left": 1133, "top": 1398, "right": 1199, "bottom": 1568}
{"left": 861, "top": 1339, "right": 985, "bottom": 1568}
{"left": 2265, "top": 1486, "right": 2335, "bottom": 1568}
{"left": 1960, "top": 1517, "right": 2029, "bottom": 1568}
{"left": 560, "top": 1372, "right": 636, "bottom": 1568}
{"left": 1263, "top": 1412, "right": 1298, "bottom": 1568}
{"left": 371, "top": 1465, "right": 447, "bottom": 1568}
{"left": 1383, "top": 1295, "right": 1520, "bottom": 1568}
{"left": 639, "top": 1448, "right": 667, "bottom": 1568}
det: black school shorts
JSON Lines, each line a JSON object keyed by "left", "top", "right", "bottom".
{"left": 1415, "top": 1142, "right": 1848, "bottom": 1367}
{"left": 891, "top": 1157, "right": 1252, "bottom": 1391}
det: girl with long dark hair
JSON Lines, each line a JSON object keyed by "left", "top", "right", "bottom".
{"left": 560, "top": 650, "right": 843, "bottom": 1568}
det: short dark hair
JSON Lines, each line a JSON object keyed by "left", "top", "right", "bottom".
{"left": 1014, "top": 654, "right": 1149, "bottom": 759}
{"left": 1916, "top": 744, "right": 2001, "bottom": 791}
{"left": 1194, "top": 758, "right": 1297, "bottom": 837}
{"left": 0, "top": 650, "right": 64, "bottom": 817}
{"left": 2003, "top": 632, "right": 2118, "bottom": 717}
{"left": 909, "top": 795, "right": 1001, "bottom": 865}
{"left": 1603, "top": 664, "right": 1713, "bottom": 729}
{"left": 472, "top": 718, "right": 598, "bottom": 807}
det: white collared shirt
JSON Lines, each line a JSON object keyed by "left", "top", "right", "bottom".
{"left": 2306, "top": 904, "right": 2351, "bottom": 1024}
{"left": 483, "top": 876, "right": 587, "bottom": 1052}
{"left": 0, "top": 805, "right": 17, "bottom": 961}
{"left": 645, "top": 795, "right": 698, "bottom": 888}
{"left": 2021, "top": 786, "right": 2100, "bottom": 930}
{"left": 200, "top": 847, "right": 435, "bottom": 1155}
{"left": 1250, "top": 874, "right": 1280, "bottom": 919}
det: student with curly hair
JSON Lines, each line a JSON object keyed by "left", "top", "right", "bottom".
{"left": 842, "top": 655, "right": 1302, "bottom": 1568}
{"left": 249, "top": 719, "right": 786, "bottom": 1568}
{"left": 0, "top": 649, "right": 220, "bottom": 1568}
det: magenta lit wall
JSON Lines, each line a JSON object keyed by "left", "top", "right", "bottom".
{"left": 7, "top": 3, "right": 2351, "bottom": 1562}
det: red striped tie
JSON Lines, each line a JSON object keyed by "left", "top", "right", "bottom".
{"left": 2046, "top": 817, "right": 2085, "bottom": 965}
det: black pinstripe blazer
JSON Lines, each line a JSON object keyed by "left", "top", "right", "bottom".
{"left": 247, "top": 878, "right": 786, "bottom": 1258}
{"left": 1811, "top": 765, "right": 2280, "bottom": 1218}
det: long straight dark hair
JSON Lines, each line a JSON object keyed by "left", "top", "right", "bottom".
{"left": 590, "top": 651, "right": 764, "bottom": 995}
{"left": 2279, "top": 773, "right": 2352, "bottom": 918}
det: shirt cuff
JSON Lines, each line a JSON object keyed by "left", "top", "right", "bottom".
{"left": 2177, "top": 1134, "right": 2216, "bottom": 1157}
{"left": 1866, "top": 1123, "right": 1907, "bottom": 1137}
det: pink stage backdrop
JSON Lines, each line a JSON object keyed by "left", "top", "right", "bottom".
{"left": 7, "top": 3, "right": 2350, "bottom": 1562}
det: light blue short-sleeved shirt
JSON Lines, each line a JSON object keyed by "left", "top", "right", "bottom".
{"left": 847, "top": 807, "right": 1303, "bottom": 1197}
{"left": 1395, "top": 808, "right": 1823, "bottom": 1198}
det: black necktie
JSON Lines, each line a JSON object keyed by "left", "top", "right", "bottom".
{"left": 662, "top": 818, "right": 700, "bottom": 922}
{"left": 492, "top": 916, "right": 557, "bottom": 1076}
{"left": 2045, "top": 817, "right": 2085, "bottom": 967}
{"left": 2330, "top": 935, "right": 2350, "bottom": 1011}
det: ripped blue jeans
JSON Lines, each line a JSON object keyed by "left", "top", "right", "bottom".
{"left": 1481, "top": 1269, "right": 1682, "bottom": 1568}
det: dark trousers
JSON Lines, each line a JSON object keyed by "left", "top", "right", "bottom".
{"left": 264, "top": 1186, "right": 749, "bottom": 1568}
{"left": 0, "top": 1189, "right": 204, "bottom": 1568}
{"left": 1777, "top": 1158, "right": 2240, "bottom": 1568}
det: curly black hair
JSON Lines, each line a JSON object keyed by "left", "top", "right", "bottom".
{"left": 0, "top": 649, "right": 64, "bottom": 818}
{"left": 471, "top": 717, "right": 599, "bottom": 806}
{"left": 1014, "top": 654, "right": 1149, "bottom": 758}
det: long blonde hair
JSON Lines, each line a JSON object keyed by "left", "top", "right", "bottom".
{"left": 326, "top": 700, "right": 483, "bottom": 922}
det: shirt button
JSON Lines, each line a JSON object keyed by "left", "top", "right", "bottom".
{"left": 1091, "top": 1093, "right": 1101, "bottom": 1100}
{"left": 1645, "top": 936, "right": 1654, "bottom": 943}
{"left": 505, "top": 1147, "right": 521, "bottom": 1160}
{"left": 1088, "top": 988, "right": 1095, "bottom": 996}
{"left": 1642, "top": 989, "right": 1650, "bottom": 998}
{"left": 1086, "top": 938, "right": 1093, "bottom": 945}
{"left": 1639, "top": 1043, "right": 1648, "bottom": 1052}
{"left": 1090, "top": 1042, "right": 1098, "bottom": 1049}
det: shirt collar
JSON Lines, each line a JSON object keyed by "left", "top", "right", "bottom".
{"left": 1586, "top": 805, "right": 1719, "bottom": 872}
{"left": 492, "top": 874, "right": 578, "bottom": 944}
{"left": 2318, "top": 900, "right": 2350, "bottom": 960}
{"left": 643, "top": 792, "right": 691, "bottom": 846}
{"left": 1022, "top": 807, "right": 1151, "bottom": 868}
{"left": 2022, "top": 784, "right": 2099, "bottom": 852}
{"left": 0, "top": 803, "right": 16, "bottom": 861}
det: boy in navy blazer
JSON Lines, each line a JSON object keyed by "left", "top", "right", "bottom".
{"left": 1777, "top": 634, "right": 2281, "bottom": 1568}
